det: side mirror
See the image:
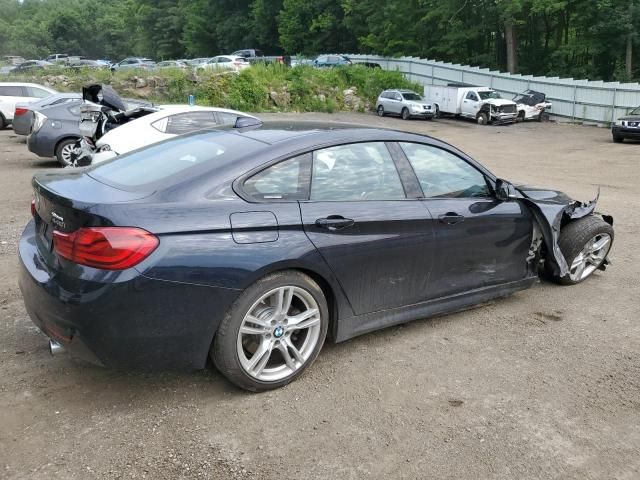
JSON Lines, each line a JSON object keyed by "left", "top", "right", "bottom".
{"left": 495, "top": 179, "right": 518, "bottom": 201}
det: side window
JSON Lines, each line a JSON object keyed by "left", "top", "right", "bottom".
{"left": 310, "top": 142, "right": 406, "bottom": 201}
{"left": 400, "top": 143, "right": 490, "bottom": 199}
{"left": 216, "top": 112, "right": 239, "bottom": 125}
{"left": 317, "top": 56, "right": 328, "bottom": 63}
{"left": 394, "top": 93, "right": 402, "bottom": 101}
{"left": 0, "top": 86, "right": 24, "bottom": 96}
{"left": 465, "top": 91, "right": 479, "bottom": 101}
{"left": 243, "top": 155, "right": 311, "bottom": 201}
{"left": 161, "top": 112, "right": 220, "bottom": 135}
{"left": 27, "top": 87, "right": 51, "bottom": 98}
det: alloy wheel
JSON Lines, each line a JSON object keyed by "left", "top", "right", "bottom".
{"left": 236, "top": 286, "right": 322, "bottom": 382}
{"left": 568, "top": 233, "right": 612, "bottom": 282}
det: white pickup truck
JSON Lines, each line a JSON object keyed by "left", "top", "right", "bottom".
{"left": 423, "top": 85, "right": 518, "bottom": 125}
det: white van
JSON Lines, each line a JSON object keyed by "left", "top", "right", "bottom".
{"left": 0, "top": 82, "right": 58, "bottom": 129}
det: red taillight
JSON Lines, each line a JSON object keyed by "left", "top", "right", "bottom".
{"left": 53, "top": 227, "right": 159, "bottom": 270}
{"left": 31, "top": 199, "right": 36, "bottom": 217}
{"left": 15, "top": 107, "right": 29, "bottom": 117}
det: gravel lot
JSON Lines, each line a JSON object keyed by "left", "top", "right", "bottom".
{"left": 0, "top": 113, "right": 638, "bottom": 480}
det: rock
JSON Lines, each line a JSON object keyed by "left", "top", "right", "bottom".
{"left": 270, "top": 89, "right": 290, "bottom": 108}
{"left": 134, "top": 77, "right": 147, "bottom": 88}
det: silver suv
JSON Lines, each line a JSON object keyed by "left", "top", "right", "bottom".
{"left": 376, "top": 89, "right": 434, "bottom": 120}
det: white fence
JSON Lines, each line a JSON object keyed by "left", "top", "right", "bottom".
{"left": 345, "top": 54, "right": 640, "bottom": 125}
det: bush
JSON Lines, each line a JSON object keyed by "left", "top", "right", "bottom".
{"left": 2, "top": 63, "right": 422, "bottom": 114}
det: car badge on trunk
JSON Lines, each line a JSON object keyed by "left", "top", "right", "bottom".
{"left": 51, "top": 212, "right": 65, "bottom": 229}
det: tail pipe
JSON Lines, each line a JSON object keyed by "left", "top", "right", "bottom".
{"left": 49, "top": 339, "right": 64, "bottom": 356}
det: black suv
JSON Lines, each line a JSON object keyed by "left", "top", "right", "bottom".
{"left": 612, "top": 106, "right": 640, "bottom": 143}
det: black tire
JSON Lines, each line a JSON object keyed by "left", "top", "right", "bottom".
{"left": 0, "top": 113, "right": 6, "bottom": 130}
{"left": 476, "top": 112, "right": 488, "bottom": 125}
{"left": 517, "top": 111, "right": 525, "bottom": 122}
{"left": 212, "top": 270, "right": 329, "bottom": 391}
{"left": 612, "top": 134, "right": 624, "bottom": 143}
{"left": 434, "top": 105, "right": 440, "bottom": 118}
{"left": 401, "top": 108, "right": 410, "bottom": 120}
{"left": 55, "top": 138, "right": 78, "bottom": 166}
{"left": 551, "top": 216, "right": 614, "bottom": 285}
{"left": 377, "top": 105, "right": 385, "bottom": 117}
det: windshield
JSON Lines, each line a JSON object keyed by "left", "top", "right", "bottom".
{"left": 88, "top": 131, "right": 264, "bottom": 191}
{"left": 630, "top": 106, "right": 640, "bottom": 115}
{"left": 478, "top": 91, "right": 502, "bottom": 100}
{"left": 402, "top": 93, "right": 422, "bottom": 101}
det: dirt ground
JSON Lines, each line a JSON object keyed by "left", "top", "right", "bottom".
{"left": 0, "top": 113, "right": 638, "bottom": 480}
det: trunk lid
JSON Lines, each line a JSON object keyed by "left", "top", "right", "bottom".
{"left": 32, "top": 171, "right": 152, "bottom": 268}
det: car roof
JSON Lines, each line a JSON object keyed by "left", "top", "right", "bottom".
{"left": 0, "top": 82, "right": 56, "bottom": 89}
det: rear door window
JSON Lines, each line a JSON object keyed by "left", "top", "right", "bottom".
{"left": 157, "top": 112, "right": 221, "bottom": 135}
{"left": 27, "top": 87, "right": 51, "bottom": 98}
{"left": 310, "top": 143, "right": 406, "bottom": 201}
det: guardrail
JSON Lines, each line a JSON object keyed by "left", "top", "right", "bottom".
{"left": 344, "top": 54, "right": 640, "bottom": 125}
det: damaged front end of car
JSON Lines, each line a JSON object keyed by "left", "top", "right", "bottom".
{"left": 515, "top": 184, "right": 613, "bottom": 277}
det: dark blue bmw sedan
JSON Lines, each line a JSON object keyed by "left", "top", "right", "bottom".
{"left": 19, "top": 121, "right": 614, "bottom": 391}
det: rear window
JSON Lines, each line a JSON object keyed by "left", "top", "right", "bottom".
{"left": 88, "top": 131, "right": 263, "bottom": 191}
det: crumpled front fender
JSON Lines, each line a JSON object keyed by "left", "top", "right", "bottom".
{"left": 517, "top": 188, "right": 613, "bottom": 277}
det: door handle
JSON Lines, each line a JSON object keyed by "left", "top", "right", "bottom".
{"left": 315, "top": 215, "right": 355, "bottom": 231}
{"left": 438, "top": 212, "right": 465, "bottom": 225}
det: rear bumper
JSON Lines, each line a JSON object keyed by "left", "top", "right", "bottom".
{"left": 12, "top": 113, "right": 33, "bottom": 136}
{"left": 18, "top": 220, "right": 241, "bottom": 370}
{"left": 27, "top": 131, "right": 55, "bottom": 157}
{"left": 612, "top": 126, "right": 640, "bottom": 139}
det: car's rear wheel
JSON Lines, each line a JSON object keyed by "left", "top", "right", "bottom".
{"left": 212, "top": 271, "right": 328, "bottom": 391}
{"left": 0, "top": 113, "right": 6, "bottom": 130}
{"left": 55, "top": 138, "right": 78, "bottom": 166}
{"left": 477, "top": 112, "right": 488, "bottom": 125}
{"left": 552, "top": 216, "right": 614, "bottom": 285}
{"left": 612, "top": 134, "right": 624, "bottom": 143}
{"left": 377, "top": 105, "right": 385, "bottom": 117}
{"left": 401, "top": 108, "right": 410, "bottom": 120}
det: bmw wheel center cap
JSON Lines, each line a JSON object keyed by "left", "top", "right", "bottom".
{"left": 273, "top": 326, "right": 284, "bottom": 338}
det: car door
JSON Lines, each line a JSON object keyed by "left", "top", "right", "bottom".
{"left": 390, "top": 92, "right": 404, "bottom": 114}
{"left": 398, "top": 142, "right": 533, "bottom": 299}
{"left": 461, "top": 91, "right": 480, "bottom": 118}
{"left": 299, "top": 141, "right": 437, "bottom": 315}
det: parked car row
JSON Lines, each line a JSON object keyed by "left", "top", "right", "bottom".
{"left": 376, "top": 86, "right": 554, "bottom": 125}
{"left": 0, "top": 81, "right": 260, "bottom": 166}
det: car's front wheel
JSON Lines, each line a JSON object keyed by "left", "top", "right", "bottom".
{"left": 401, "top": 108, "right": 410, "bottom": 120}
{"left": 212, "top": 271, "right": 328, "bottom": 391}
{"left": 377, "top": 105, "right": 385, "bottom": 117}
{"left": 553, "top": 216, "right": 614, "bottom": 285}
{"left": 612, "top": 134, "right": 624, "bottom": 143}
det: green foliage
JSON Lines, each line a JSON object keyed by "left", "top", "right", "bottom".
{"left": 0, "top": 0, "right": 637, "bottom": 81}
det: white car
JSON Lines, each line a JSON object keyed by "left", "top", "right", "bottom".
{"left": 0, "top": 82, "right": 57, "bottom": 129}
{"left": 199, "top": 56, "right": 250, "bottom": 72}
{"left": 513, "top": 89, "right": 552, "bottom": 121}
{"left": 91, "top": 105, "right": 260, "bottom": 163}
